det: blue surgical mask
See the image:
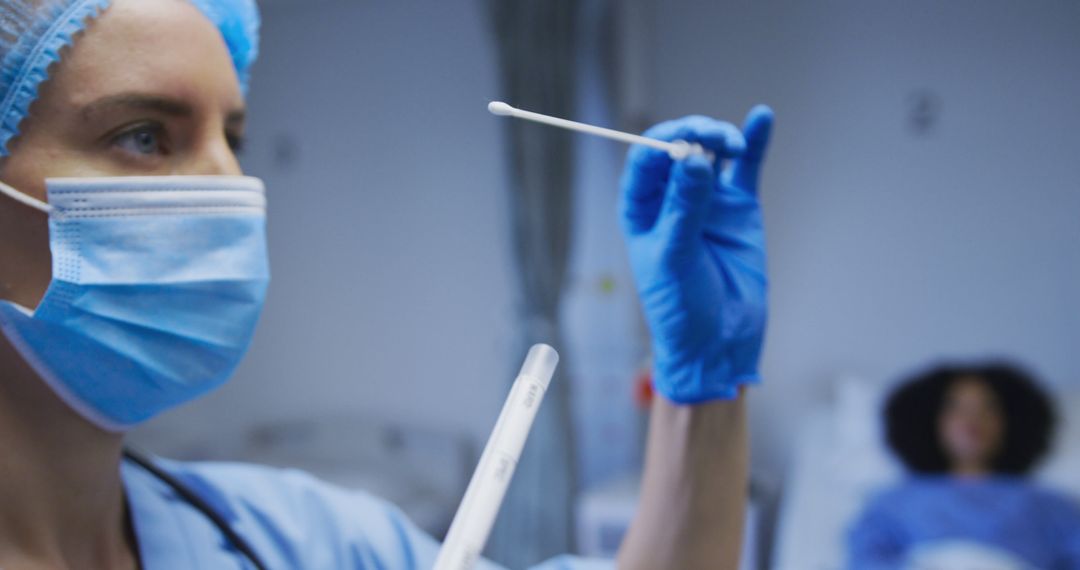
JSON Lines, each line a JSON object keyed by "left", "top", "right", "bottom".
{"left": 0, "top": 176, "right": 270, "bottom": 431}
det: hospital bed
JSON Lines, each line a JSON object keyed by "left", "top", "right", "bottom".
{"left": 770, "top": 378, "right": 1080, "bottom": 570}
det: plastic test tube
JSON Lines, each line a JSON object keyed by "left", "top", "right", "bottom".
{"left": 432, "top": 343, "right": 560, "bottom": 570}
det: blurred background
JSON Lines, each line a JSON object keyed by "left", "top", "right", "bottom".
{"left": 130, "top": 0, "right": 1080, "bottom": 568}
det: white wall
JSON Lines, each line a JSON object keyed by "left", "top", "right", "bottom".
{"left": 143, "top": 0, "right": 517, "bottom": 448}
{"left": 646, "top": 0, "right": 1080, "bottom": 474}
{"left": 142, "top": 0, "right": 1080, "bottom": 492}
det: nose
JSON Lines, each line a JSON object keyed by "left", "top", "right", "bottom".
{"left": 187, "top": 135, "right": 243, "bottom": 176}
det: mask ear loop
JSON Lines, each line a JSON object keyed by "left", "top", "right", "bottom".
{"left": 0, "top": 179, "right": 51, "bottom": 213}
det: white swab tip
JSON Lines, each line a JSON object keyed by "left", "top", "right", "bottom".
{"left": 668, "top": 140, "right": 693, "bottom": 160}
{"left": 487, "top": 101, "right": 515, "bottom": 116}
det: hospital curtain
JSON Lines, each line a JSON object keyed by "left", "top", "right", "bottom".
{"left": 483, "top": 0, "right": 580, "bottom": 567}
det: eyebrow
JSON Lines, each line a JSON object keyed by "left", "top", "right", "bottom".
{"left": 80, "top": 93, "right": 246, "bottom": 125}
{"left": 81, "top": 93, "right": 192, "bottom": 121}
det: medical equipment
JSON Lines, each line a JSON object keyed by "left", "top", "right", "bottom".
{"left": 620, "top": 110, "right": 773, "bottom": 403}
{"left": 434, "top": 344, "right": 560, "bottom": 570}
{"left": 123, "top": 448, "right": 269, "bottom": 570}
{"left": 0, "top": 0, "right": 110, "bottom": 155}
{"left": 487, "top": 101, "right": 710, "bottom": 161}
{"left": 0, "top": 0, "right": 260, "bottom": 155}
{"left": 0, "top": 176, "right": 270, "bottom": 431}
{"left": 186, "top": 0, "right": 260, "bottom": 93}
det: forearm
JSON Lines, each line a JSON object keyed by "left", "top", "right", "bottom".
{"left": 616, "top": 389, "right": 749, "bottom": 570}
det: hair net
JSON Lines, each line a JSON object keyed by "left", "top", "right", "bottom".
{"left": 186, "top": 0, "right": 259, "bottom": 93}
{"left": 0, "top": 0, "right": 260, "bottom": 156}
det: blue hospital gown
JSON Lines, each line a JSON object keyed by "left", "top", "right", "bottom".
{"left": 847, "top": 476, "right": 1080, "bottom": 570}
{"left": 122, "top": 457, "right": 611, "bottom": 570}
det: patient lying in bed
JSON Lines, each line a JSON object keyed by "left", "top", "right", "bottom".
{"left": 846, "top": 362, "right": 1080, "bottom": 569}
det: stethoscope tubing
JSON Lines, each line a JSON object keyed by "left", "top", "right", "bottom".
{"left": 123, "top": 448, "right": 269, "bottom": 570}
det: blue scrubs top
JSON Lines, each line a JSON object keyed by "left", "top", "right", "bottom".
{"left": 122, "top": 458, "right": 611, "bottom": 570}
{"left": 847, "top": 476, "right": 1080, "bottom": 570}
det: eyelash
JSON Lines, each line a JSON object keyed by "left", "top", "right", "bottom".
{"left": 110, "top": 122, "right": 168, "bottom": 158}
{"left": 106, "top": 122, "right": 246, "bottom": 158}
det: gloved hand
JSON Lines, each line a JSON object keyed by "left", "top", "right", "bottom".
{"left": 620, "top": 107, "right": 774, "bottom": 403}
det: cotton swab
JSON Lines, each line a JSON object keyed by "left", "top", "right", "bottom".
{"left": 487, "top": 101, "right": 708, "bottom": 160}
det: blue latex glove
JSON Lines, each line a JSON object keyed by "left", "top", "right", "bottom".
{"left": 620, "top": 107, "right": 774, "bottom": 403}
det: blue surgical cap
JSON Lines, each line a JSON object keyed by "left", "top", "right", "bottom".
{"left": 0, "top": 0, "right": 260, "bottom": 156}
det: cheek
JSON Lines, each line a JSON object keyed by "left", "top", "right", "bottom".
{"left": 940, "top": 414, "right": 964, "bottom": 443}
{"left": 942, "top": 411, "right": 1003, "bottom": 454}
{"left": 3, "top": 133, "right": 117, "bottom": 197}
{"left": 984, "top": 414, "right": 1005, "bottom": 445}
{"left": 941, "top": 412, "right": 982, "bottom": 444}
{"left": 0, "top": 199, "right": 53, "bottom": 308}
{"left": 1, "top": 151, "right": 51, "bottom": 203}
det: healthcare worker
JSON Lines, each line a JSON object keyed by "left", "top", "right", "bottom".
{"left": 0, "top": 1, "right": 773, "bottom": 569}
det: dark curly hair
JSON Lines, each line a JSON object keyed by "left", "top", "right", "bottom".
{"left": 884, "top": 361, "right": 1057, "bottom": 475}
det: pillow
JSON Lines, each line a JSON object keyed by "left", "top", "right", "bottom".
{"left": 906, "top": 540, "right": 1033, "bottom": 570}
{"left": 1037, "top": 390, "right": 1080, "bottom": 498}
{"left": 829, "top": 376, "right": 901, "bottom": 486}
{"left": 832, "top": 376, "right": 886, "bottom": 449}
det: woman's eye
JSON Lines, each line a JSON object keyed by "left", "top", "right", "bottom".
{"left": 112, "top": 125, "right": 166, "bottom": 156}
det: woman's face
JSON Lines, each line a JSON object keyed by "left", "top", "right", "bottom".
{"left": 0, "top": 0, "right": 246, "bottom": 309}
{"left": 938, "top": 376, "right": 1005, "bottom": 473}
